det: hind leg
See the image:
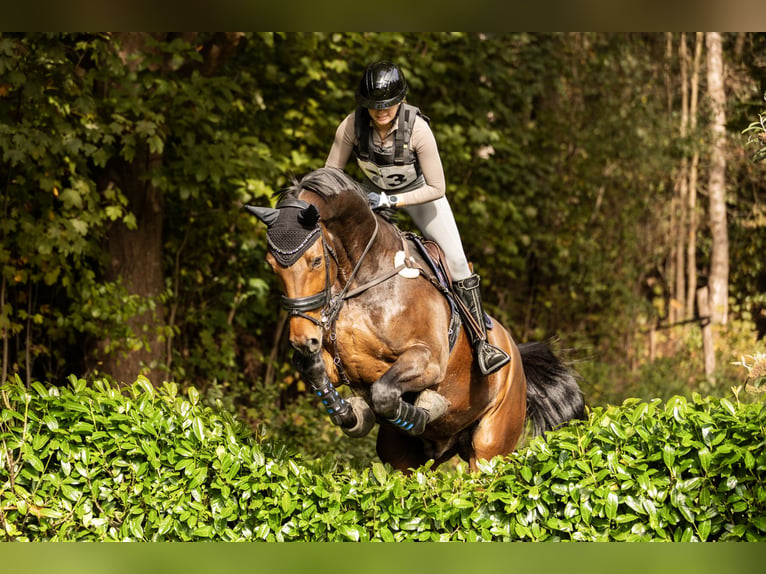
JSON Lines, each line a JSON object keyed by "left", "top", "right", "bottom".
{"left": 376, "top": 425, "right": 430, "bottom": 474}
{"left": 468, "top": 345, "right": 528, "bottom": 469}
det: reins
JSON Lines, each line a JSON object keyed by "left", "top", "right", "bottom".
{"left": 320, "top": 215, "right": 380, "bottom": 328}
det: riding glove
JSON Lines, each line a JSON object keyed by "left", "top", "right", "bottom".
{"left": 368, "top": 191, "right": 397, "bottom": 210}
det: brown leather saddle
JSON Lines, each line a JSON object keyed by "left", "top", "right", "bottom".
{"left": 403, "top": 232, "right": 463, "bottom": 351}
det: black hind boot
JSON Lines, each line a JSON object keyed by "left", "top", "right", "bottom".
{"left": 453, "top": 273, "right": 511, "bottom": 376}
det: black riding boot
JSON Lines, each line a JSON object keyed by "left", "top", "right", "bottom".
{"left": 453, "top": 273, "right": 511, "bottom": 376}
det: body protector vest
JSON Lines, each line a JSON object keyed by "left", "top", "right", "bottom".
{"left": 353, "top": 103, "right": 429, "bottom": 192}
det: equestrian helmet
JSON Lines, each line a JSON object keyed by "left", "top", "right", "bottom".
{"left": 355, "top": 61, "right": 408, "bottom": 110}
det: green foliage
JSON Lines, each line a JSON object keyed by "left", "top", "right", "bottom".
{"left": 0, "top": 34, "right": 134, "bottom": 379}
{"left": 742, "top": 112, "right": 766, "bottom": 163}
{"left": 2, "top": 377, "right": 765, "bottom": 541}
{"left": 0, "top": 375, "right": 278, "bottom": 540}
{"left": 211, "top": 371, "right": 379, "bottom": 469}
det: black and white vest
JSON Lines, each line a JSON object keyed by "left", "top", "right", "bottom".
{"left": 353, "top": 103, "right": 429, "bottom": 192}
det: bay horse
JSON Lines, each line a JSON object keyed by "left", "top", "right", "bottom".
{"left": 247, "top": 167, "right": 584, "bottom": 472}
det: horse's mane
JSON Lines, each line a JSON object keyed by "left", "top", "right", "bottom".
{"left": 276, "top": 167, "right": 369, "bottom": 205}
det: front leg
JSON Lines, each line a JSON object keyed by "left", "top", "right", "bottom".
{"left": 370, "top": 345, "right": 447, "bottom": 435}
{"left": 292, "top": 351, "right": 355, "bottom": 427}
{"left": 292, "top": 351, "right": 374, "bottom": 437}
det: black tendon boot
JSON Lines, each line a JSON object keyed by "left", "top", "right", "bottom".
{"left": 386, "top": 390, "right": 450, "bottom": 436}
{"left": 452, "top": 273, "right": 511, "bottom": 375}
{"left": 292, "top": 351, "right": 356, "bottom": 428}
{"left": 387, "top": 401, "right": 429, "bottom": 435}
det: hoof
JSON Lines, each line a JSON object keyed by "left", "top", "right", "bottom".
{"left": 414, "top": 389, "right": 450, "bottom": 422}
{"left": 341, "top": 396, "right": 376, "bottom": 438}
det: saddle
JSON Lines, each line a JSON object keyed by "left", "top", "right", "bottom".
{"left": 402, "top": 232, "right": 463, "bottom": 352}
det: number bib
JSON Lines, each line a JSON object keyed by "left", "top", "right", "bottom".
{"left": 356, "top": 158, "right": 420, "bottom": 191}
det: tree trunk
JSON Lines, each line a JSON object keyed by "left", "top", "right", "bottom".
{"left": 101, "top": 153, "right": 165, "bottom": 385}
{"left": 93, "top": 33, "right": 244, "bottom": 385}
{"left": 706, "top": 32, "right": 729, "bottom": 325}
{"left": 664, "top": 34, "right": 677, "bottom": 325}
{"left": 686, "top": 33, "right": 703, "bottom": 319}
{"left": 672, "top": 33, "right": 689, "bottom": 324}
{"left": 697, "top": 287, "right": 715, "bottom": 378}
{"left": 92, "top": 33, "right": 168, "bottom": 385}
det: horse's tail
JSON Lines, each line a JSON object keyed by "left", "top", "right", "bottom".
{"left": 519, "top": 341, "right": 586, "bottom": 437}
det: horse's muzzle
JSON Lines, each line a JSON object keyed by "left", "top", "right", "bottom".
{"left": 288, "top": 315, "right": 324, "bottom": 355}
{"left": 291, "top": 335, "right": 322, "bottom": 356}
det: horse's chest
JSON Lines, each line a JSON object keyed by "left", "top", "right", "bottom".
{"left": 323, "top": 306, "right": 394, "bottom": 381}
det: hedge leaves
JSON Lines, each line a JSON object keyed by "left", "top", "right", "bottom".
{"left": 1, "top": 376, "right": 765, "bottom": 541}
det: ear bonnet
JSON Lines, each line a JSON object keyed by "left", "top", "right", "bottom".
{"left": 246, "top": 199, "right": 321, "bottom": 267}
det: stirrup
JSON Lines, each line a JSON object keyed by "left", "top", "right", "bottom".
{"left": 476, "top": 341, "right": 511, "bottom": 375}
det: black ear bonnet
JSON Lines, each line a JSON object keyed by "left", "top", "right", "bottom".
{"left": 251, "top": 199, "right": 322, "bottom": 267}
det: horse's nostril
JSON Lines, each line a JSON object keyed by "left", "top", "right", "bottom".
{"left": 307, "top": 338, "right": 321, "bottom": 354}
{"left": 292, "top": 337, "right": 321, "bottom": 356}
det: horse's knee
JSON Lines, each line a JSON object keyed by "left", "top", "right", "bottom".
{"left": 371, "top": 380, "right": 400, "bottom": 418}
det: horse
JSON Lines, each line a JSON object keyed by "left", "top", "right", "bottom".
{"left": 247, "top": 167, "right": 584, "bottom": 472}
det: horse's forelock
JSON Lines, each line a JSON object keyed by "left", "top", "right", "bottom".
{"left": 274, "top": 175, "right": 301, "bottom": 203}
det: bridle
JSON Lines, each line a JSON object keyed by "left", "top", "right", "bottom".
{"left": 278, "top": 216, "right": 381, "bottom": 331}
{"left": 279, "top": 235, "right": 336, "bottom": 327}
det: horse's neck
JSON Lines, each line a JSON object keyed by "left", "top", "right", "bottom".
{"left": 329, "top": 213, "right": 401, "bottom": 283}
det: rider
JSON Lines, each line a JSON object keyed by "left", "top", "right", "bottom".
{"left": 325, "top": 60, "right": 510, "bottom": 376}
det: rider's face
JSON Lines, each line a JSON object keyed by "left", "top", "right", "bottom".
{"left": 368, "top": 104, "right": 400, "bottom": 131}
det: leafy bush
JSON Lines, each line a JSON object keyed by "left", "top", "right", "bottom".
{"left": 204, "top": 373, "right": 379, "bottom": 470}
{"left": 1, "top": 376, "right": 765, "bottom": 541}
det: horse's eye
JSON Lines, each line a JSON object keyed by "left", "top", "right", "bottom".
{"left": 311, "top": 256, "right": 323, "bottom": 269}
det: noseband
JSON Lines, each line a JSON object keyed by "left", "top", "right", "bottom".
{"left": 279, "top": 235, "right": 335, "bottom": 327}
{"left": 278, "top": 217, "right": 380, "bottom": 330}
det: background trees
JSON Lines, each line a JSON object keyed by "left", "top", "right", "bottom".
{"left": 705, "top": 32, "right": 729, "bottom": 327}
{"left": 1, "top": 33, "right": 764, "bottom": 426}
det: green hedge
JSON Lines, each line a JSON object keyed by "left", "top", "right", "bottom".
{"left": 1, "top": 376, "right": 765, "bottom": 541}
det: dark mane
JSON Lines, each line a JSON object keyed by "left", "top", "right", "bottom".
{"left": 276, "top": 167, "right": 369, "bottom": 205}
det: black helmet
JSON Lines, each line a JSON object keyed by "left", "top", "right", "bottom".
{"left": 355, "top": 61, "right": 408, "bottom": 110}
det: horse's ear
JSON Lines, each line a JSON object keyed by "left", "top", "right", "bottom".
{"left": 245, "top": 205, "right": 280, "bottom": 227}
{"left": 298, "top": 204, "right": 320, "bottom": 228}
